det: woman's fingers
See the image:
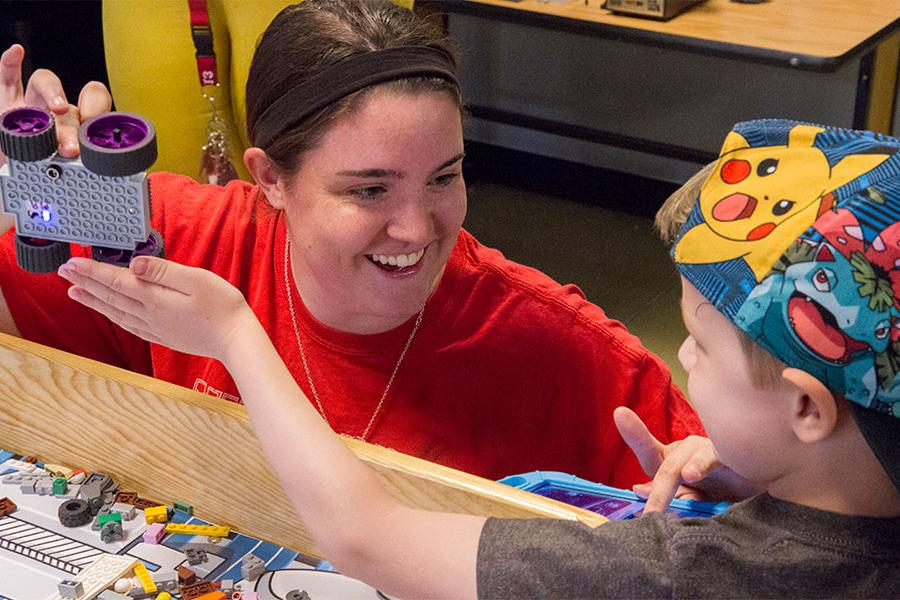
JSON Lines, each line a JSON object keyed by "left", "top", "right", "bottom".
{"left": 77, "top": 80, "right": 112, "bottom": 119}
{"left": 23, "top": 68, "right": 68, "bottom": 114}
{"left": 0, "top": 45, "right": 26, "bottom": 106}
{"left": 65, "top": 284, "right": 149, "bottom": 334}
{"left": 614, "top": 406, "right": 665, "bottom": 477}
{"left": 58, "top": 258, "right": 149, "bottom": 311}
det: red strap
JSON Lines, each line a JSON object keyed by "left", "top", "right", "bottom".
{"left": 188, "top": 0, "right": 217, "bottom": 86}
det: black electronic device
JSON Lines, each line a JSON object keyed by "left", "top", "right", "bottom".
{"left": 602, "top": 0, "right": 705, "bottom": 20}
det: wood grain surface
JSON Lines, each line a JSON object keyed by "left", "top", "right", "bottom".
{"left": 0, "top": 333, "right": 606, "bottom": 559}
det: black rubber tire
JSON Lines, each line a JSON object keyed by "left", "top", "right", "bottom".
{"left": 14, "top": 235, "right": 70, "bottom": 273}
{"left": 78, "top": 112, "right": 157, "bottom": 177}
{"left": 0, "top": 107, "right": 56, "bottom": 162}
{"left": 58, "top": 499, "right": 91, "bottom": 527}
{"left": 92, "top": 228, "right": 164, "bottom": 265}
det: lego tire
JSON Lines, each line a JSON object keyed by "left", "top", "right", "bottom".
{"left": 0, "top": 107, "right": 57, "bottom": 162}
{"left": 58, "top": 498, "right": 92, "bottom": 527}
{"left": 78, "top": 112, "right": 157, "bottom": 177}
{"left": 14, "top": 235, "right": 71, "bottom": 273}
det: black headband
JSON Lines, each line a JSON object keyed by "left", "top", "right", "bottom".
{"left": 253, "top": 46, "right": 459, "bottom": 149}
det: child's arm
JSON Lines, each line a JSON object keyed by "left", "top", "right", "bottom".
{"left": 614, "top": 407, "right": 763, "bottom": 512}
{"left": 58, "top": 256, "right": 483, "bottom": 600}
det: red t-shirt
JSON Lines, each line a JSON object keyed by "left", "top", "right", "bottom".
{"left": 0, "top": 172, "right": 703, "bottom": 486}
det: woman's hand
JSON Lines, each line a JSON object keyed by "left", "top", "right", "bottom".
{"left": 614, "top": 406, "right": 763, "bottom": 513}
{"left": 57, "top": 256, "right": 256, "bottom": 363}
{"left": 1, "top": 44, "right": 112, "bottom": 162}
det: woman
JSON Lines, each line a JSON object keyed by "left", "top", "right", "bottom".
{"left": 0, "top": 0, "right": 702, "bottom": 486}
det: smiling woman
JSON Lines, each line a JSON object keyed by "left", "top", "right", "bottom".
{"left": 0, "top": 0, "right": 703, "bottom": 487}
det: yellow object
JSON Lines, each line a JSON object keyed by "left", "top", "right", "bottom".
{"left": 164, "top": 522, "right": 231, "bottom": 537}
{"left": 133, "top": 563, "right": 157, "bottom": 593}
{"left": 103, "top": 0, "right": 414, "bottom": 181}
{"left": 144, "top": 505, "right": 168, "bottom": 524}
{"left": 156, "top": 594, "right": 172, "bottom": 600}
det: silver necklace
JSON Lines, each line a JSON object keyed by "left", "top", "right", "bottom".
{"left": 282, "top": 233, "right": 425, "bottom": 440}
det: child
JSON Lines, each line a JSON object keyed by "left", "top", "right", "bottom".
{"left": 58, "top": 119, "right": 900, "bottom": 598}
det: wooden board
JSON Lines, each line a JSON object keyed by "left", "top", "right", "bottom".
{"left": 0, "top": 333, "right": 606, "bottom": 559}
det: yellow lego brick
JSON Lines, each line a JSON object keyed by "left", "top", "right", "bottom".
{"left": 144, "top": 505, "right": 168, "bottom": 524}
{"left": 133, "top": 562, "right": 157, "bottom": 593}
{"left": 164, "top": 522, "right": 231, "bottom": 537}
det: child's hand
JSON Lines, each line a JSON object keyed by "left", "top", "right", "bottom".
{"left": 614, "top": 407, "right": 762, "bottom": 513}
{"left": 57, "top": 256, "right": 255, "bottom": 362}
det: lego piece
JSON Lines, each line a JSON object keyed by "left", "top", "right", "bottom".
{"left": 19, "top": 478, "right": 36, "bottom": 494}
{"left": 143, "top": 522, "right": 166, "bottom": 544}
{"left": 57, "top": 579, "right": 84, "bottom": 599}
{"left": 112, "top": 502, "right": 137, "bottom": 520}
{"left": 155, "top": 594, "right": 172, "bottom": 600}
{"left": 35, "top": 476, "right": 55, "bottom": 495}
{"left": 52, "top": 476, "right": 69, "bottom": 495}
{"left": 172, "top": 499, "right": 193, "bottom": 516}
{"left": 178, "top": 582, "right": 216, "bottom": 600}
{"left": 144, "top": 505, "right": 168, "bottom": 524}
{"left": 58, "top": 498, "right": 92, "bottom": 527}
{"left": 114, "top": 490, "right": 138, "bottom": 505}
{"left": 219, "top": 579, "right": 234, "bottom": 594}
{"left": 98, "top": 591, "right": 130, "bottom": 600}
{"left": 133, "top": 496, "right": 163, "bottom": 510}
{"left": 0, "top": 497, "right": 16, "bottom": 517}
{"left": 286, "top": 591, "right": 311, "bottom": 600}
{"left": 98, "top": 512, "right": 123, "bottom": 528}
{"left": 190, "top": 592, "right": 225, "bottom": 600}
{"left": 68, "top": 469, "right": 87, "bottom": 484}
{"left": 46, "top": 554, "right": 139, "bottom": 600}
{"left": 151, "top": 570, "right": 178, "bottom": 592}
{"left": 240, "top": 553, "right": 266, "bottom": 581}
{"left": 44, "top": 463, "right": 75, "bottom": 479}
{"left": 176, "top": 564, "right": 196, "bottom": 585}
{"left": 184, "top": 548, "right": 207, "bottom": 566}
{"left": 101, "top": 520, "right": 124, "bottom": 542}
{"left": 242, "top": 593, "right": 259, "bottom": 600}
{"left": 115, "top": 578, "right": 134, "bottom": 593}
{"left": 133, "top": 562, "right": 157, "bottom": 593}
{"left": 164, "top": 522, "right": 230, "bottom": 537}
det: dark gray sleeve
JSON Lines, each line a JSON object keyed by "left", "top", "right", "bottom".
{"left": 477, "top": 516, "right": 676, "bottom": 599}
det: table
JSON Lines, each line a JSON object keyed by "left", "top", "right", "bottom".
{"left": 419, "top": 0, "right": 900, "bottom": 182}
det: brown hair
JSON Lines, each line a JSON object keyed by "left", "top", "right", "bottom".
{"left": 245, "top": 0, "right": 461, "bottom": 178}
{"left": 656, "top": 161, "right": 787, "bottom": 389}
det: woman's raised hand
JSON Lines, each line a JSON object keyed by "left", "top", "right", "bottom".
{"left": 58, "top": 256, "right": 257, "bottom": 363}
{"left": 1, "top": 44, "right": 112, "bottom": 161}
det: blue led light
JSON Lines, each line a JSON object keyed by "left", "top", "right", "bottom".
{"left": 41, "top": 209, "right": 51, "bottom": 222}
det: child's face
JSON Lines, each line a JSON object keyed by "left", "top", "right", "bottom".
{"left": 678, "top": 278, "right": 794, "bottom": 484}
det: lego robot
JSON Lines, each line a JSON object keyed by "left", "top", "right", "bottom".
{"left": 0, "top": 106, "right": 163, "bottom": 273}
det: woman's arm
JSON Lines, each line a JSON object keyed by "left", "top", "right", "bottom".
{"left": 58, "top": 255, "right": 484, "bottom": 599}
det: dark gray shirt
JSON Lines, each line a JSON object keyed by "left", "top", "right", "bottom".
{"left": 477, "top": 494, "right": 900, "bottom": 598}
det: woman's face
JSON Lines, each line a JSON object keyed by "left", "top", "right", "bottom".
{"left": 279, "top": 89, "right": 466, "bottom": 334}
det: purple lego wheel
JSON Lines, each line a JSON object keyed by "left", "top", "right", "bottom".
{"left": 79, "top": 112, "right": 157, "bottom": 177}
{"left": 0, "top": 107, "right": 57, "bottom": 161}
{"left": 92, "top": 229, "right": 164, "bottom": 266}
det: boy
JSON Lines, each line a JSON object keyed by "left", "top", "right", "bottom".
{"left": 58, "top": 119, "right": 899, "bottom": 598}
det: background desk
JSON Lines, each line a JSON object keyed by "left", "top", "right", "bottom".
{"left": 419, "top": 0, "right": 900, "bottom": 183}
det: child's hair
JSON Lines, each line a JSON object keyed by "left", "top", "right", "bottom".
{"left": 664, "top": 120, "right": 900, "bottom": 492}
{"left": 656, "top": 161, "right": 786, "bottom": 390}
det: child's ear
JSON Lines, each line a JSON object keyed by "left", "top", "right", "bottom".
{"left": 244, "top": 147, "right": 288, "bottom": 210}
{"left": 781, "top": 368, "right": 839, "bottom": 443}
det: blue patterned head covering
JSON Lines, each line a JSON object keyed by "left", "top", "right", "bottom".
{"left": 672, "top": 119, "right": 900, "bottom": 489}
